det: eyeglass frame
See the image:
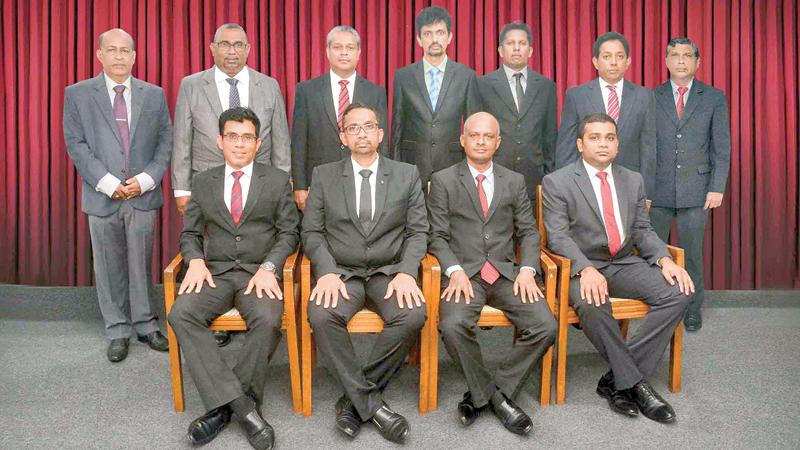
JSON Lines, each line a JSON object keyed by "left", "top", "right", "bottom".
{"left": 222, "top": 133, "right": 258, "bottom": 144}
{"left": 341, "top": 122, "right": 379, "bottom": 135}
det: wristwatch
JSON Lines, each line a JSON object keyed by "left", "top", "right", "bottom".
{"left": 259, "top": 261, "right": 276, "bottom": 273}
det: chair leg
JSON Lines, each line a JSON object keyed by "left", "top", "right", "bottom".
{"left": 167, "top": 323, "right": 185, "bottom": 412}
{"left": 417, "top": 333, "right": 429, "bottom": 414}
{"left": 539, "top": 343, "right": 553, "bottom": 407}
{"left": 310, "top": 338, "right": 317, "bottom": 369}
{"left": 285, "top": 323, "right": 302, "bottom": 414}
{"left": 408, "top": 340, "right": 421, "bottom": 367}
{"left": 555, "top": 318, "right": 569, "bottom": 404}
{"left": 427, "top": 322, "right": 439, "bottom": 412}
{"left": 619, "top": 319, "right": 630, "bottom": 340}
{"left": 301, "top": 323, "right": 313, "bottom": 416}
{"left": 668, "top": 323, "right": 683, "bottom": 393}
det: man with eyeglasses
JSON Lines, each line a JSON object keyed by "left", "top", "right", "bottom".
{"left": 169, "top": 107, "right": 299, "bottom": 449}
{"left": 302, "top": 102, "right": 428, "bottom": 444}
{"left": 63, "top": 28, "right": 172, "bottom": 363}
{"left": 172, "top": 23, "right": 291, "bottom": 347}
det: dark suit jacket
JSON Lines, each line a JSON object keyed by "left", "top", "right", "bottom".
{"left": 477, "top": 67, "right": 558, "bottom": 197}
{"left": 291, "top": 72, "right": 388, "bottom": 190}
{"left": 391, "top": 59, "right": 481, "bottom": 184}
{"left": 542, "top": 160, "right": 669, "bottom": 277}
{"left": 555, "top": 79, "right": 657, "bottom": 195}
{"left": 63, "top": 73, "right": 172, "bottom": 216}
{"left": 301, "top": 157, "right": 429, "bottom": 280}
{"left": 180, "top": 163, "right": 300, "bottom": 276}
{"left": 428, "top": 161, "right": 541, "bottom": 281}
{"left": 652, "top": 79, "right": 731, "bottom": 208}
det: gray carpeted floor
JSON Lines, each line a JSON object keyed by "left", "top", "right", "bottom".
{"left": 1, "top": 285, "right": 799, "bottom": 449}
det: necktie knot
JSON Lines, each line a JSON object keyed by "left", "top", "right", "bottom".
{"left": 232, "top": 170, "right": 244, "bottom": 180}
{"left": 339, "top": 79, "right": 349, "bottom": 88}
{"left": 677, "top": 86, "right": 688, "bottom": 95}
{"left": 476, "top": 174, "right": 486, "bottom": 183}
{"left": 429, "top": 67, "right": 440, "bottom": 77}
{"left": 596, "top": 171, "right": 608, "bottom": 182}
{"left": 113, "top": 85, "right": 126, "bottom": 94}
{"left": 513, "top": 72, "right": 523, "bottom": 81}
{"left": 226, "top": 78, "right": 238, "bottom": 87}
{"left": 359, "top": 169, "right": 372, "bottom": 179}
{"left": 607, "top": 84, "right": 616, "bottom": 92}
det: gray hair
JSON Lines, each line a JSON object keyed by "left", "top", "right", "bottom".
{"left": 98, "top": 28, "right": 135, "bottom": 50}
{"left": 666, "top": 37, "right": 700, "bottom": 59}
{"left": 214, "top": 23, "right": 248, "bottom": 43}
{"left": 326, "top": 26, "right": 360, "bottom": 48}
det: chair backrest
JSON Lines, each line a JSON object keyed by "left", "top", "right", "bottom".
{"left": 536, "top": 185, "right": 547, "bottom": 245}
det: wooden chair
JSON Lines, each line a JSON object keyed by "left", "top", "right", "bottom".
{"left": 535, "top": 185, "right": 684, "bottom": 405}
{"left": 300, "top": 254, "right": 439, "bottom": 416}
{"left": 164, "top": 250, "right": 303, "bottom": 413}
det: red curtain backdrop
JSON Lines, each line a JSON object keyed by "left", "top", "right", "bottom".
{"left": 1, "top": 0, "right": 797, "bottom": 289}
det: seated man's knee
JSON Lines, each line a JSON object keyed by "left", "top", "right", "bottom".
{"left": 247, "top": 301, "right": 283, "bottom": 331}
{"left": 402, "top": 306, "right": 427, "bottom": 333}
{"left": 167, "top": 296, "right": 195, "bottom": 329}
{"left": 307, "top": 303, "right": 344, "bottom": 330}
{"left": 517, "top": 312, "right": 557, "bottom": 346}
{"left": 439, "top": 309, "right": 475, "bottom": 338}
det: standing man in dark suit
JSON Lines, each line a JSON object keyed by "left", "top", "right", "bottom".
{"left": 650, "top": 37, "right": 730, "bottom": 332}
{"left": 168, "top": 108, "right": 299, "bottom": 450}
{"left": 543, "top": 113, "right": 693, "bottom": 424}
{"left": 291, "top": 25, "right": 388, "bottom": 211}
{"left": 303, "top": 103, "right": 428, "bottom": 444}
{"left": 477, "top": 22, "right": 558, "bottom": 199}
{"left": 428, "top": 112, "right": 556, "bottom": 436}
{"left": 63, "top": 28, "right": 172, "bottom": 362}
{"left": 391, "top": 5, "right": 481, "bottom": 186}
{"left": 555, "top": 32, "right": 657, "bottom": 196}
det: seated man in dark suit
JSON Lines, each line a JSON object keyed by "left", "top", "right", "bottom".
{"left": 428, "top": 112, "right": 557, "bottom": 436}
{"left": 302, "top": 102, "right": 429, "bottom": 444}
{"left": 168, "top": 108, "right": 300, "bottom": 450}
{"left": 542, "top": 113, "right": 693, "bottom": 424}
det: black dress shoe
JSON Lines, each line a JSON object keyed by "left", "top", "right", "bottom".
{"left": 370, "top": 403, "right": 409, "bottom": 444}
{"left": 334, "top": 395, "right": 362, "bottom": 438}
{"left": 629, "top": 381, "right": 676, "bottom": 424}
{"left": 236, "top": 409, "right": 275, "bottom": 450}
{"left": 596, "top": 372, "right": 638, "bottom": 417}
{"left": 107, "top": 338, "right": 129, "bottom": 362}
{"left": 489, "top": 391, "right": 533, "bottom": 436}
{"left": 187, "top": 405, "right": 232, "bottom": 445}
{"left": 137, "top": 331, "right": 169, "bottom": 351}
{"left": 214, "top": 330, "right": 232, "bottom": 347}
{"left": 684, "top": 311, "right": 702, "bottom": 332}
{"left": 457, "top": 391, "right": 483, "bottom": 426}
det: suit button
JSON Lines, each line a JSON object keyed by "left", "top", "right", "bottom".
{"left": 516, "top": 124, "right": 521, "bottom": 129}
{"left": 432, "top": 142, "right": 437, "bottom": 147}
{"left": 516, "top": 157, "right": 521, "bottom": 161}
{"left": 432, "top": 123, "right": 437, "bottom": 128}
{"left": 516, "top": 140, "right": 522, "bottom": 144}
{"left": 677, "top": 165, "right": 682, "bottom": 169}
{"left": 484, "top": 234, "right": 489, "bottom": 240}
{"left": 235, "top": 259, "right": 241, "bottom": 264}
{"left": 366, "top": 246, "right": 371, "bottom": 251}
{"left": 677, "top": 134, "right": 682, "bottom": 139}
{"left": 235, "top": 236, "right": 242, "bottom": 242}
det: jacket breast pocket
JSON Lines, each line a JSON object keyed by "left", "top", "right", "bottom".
{"left": 697, "top": 164, "right": 711, "bottom": 174}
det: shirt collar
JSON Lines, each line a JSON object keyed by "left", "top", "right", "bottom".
{"left": 225, "top": 161, "right": 254, "bottom": 179}
{"left": 352, "top": 155, "right": 380, "bottom": 176}
{"left": 502, "top": 64, "right": 527, "bottom": 83}
{"left": 423, "top": 56, "right": 448, "bottom": 73}
{"left": 215, "top": 66, "right": 249, "bottom": 85}
{"left": 330, "top": 70, "right": 357, "bottom": 86}
{"left": 599, "top": 77, "right": 624, "bottom": 92}
{"left": 103, "top": 72, "right": 131, "bottom": 92}
{"left": 670, "top": 78, "right": 693, "bottom": 95}
{"left": 467, "top": 162, "right": 494, "bottom": 180}
{"left": 582, "top": 159, "right": 613, "bottom": 180}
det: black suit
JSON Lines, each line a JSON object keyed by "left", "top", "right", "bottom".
{"left": 477, "top": 67, "right": 558, "bottom": 198}
{"left": 391, "top": 59, "right": 481, "bottom": 184}
{"left": 428, "top": 161, "right": 556, "bottom": 407}
{"left": 168, "top": 163, "right": 300, "bottom": 412}
{"left": 302, "top": 156, "right": 429, "bottom": 419}
{"left": 291, "top": 72, "right": 388, "bottom": 190}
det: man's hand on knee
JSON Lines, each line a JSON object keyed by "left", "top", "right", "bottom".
{"left": 659, "top": 257, "right": 695, "bottom": 296}
{"left": 244, "top": 268, "right": 283, "bottom": 300}
{"left": 179, "top": 259, "right": 216, "bottom": 295}
{"left": 441, "top": 270, "right": 474, "bottom": 305}
{"left": 513, "top": 268, "right": 543, "bottom": 303}
{"left": 386, "top": 272, "right": 425, "bottom": 309}
{"left": 579, "top": 266, "right": 608, "bottom": 307}
{"left": 310, "top": 273, "right": 349, "bottom": 309}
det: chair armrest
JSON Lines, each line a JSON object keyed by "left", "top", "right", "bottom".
{"left": 542, "top": 249, "right": 572, "bottom": 319}
{"left": 283, "top": 249, "right": 301, "bottom": 311}
{"left": 666, "top": 245, "right": 685, "bottom": 268}
{"left": 420, "top": 254, "right": 441, "bottom": 325}
{"left": 163, "top": 253, "right": 184, "bottom": 314}
{"left": 539, "top": 252, "right": 558, "bottom": 313}
{"left": 300, "top": 254, "right": 313, "bottom": 324}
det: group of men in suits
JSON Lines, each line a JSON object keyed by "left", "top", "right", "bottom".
{"left": 63, "top": 5, "right": 730, "bottom": 448}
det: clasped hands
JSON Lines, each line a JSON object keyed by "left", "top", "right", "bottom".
{"left": 309, "top": 272, "right": 425, "bottom": 309}
{"left": 111, "top": 177, "right": 142, "bottom": 200}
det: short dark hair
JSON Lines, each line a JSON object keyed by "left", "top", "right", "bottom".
{"left": 340, "top": 102, "right": 380, "bottom": 128}
{"left": 415, "top": 6, "right": 452, "bottom": 36}
{"left": 218, "top": 107, "right": 260, "bottom": 135}
{"left": 593, "top": 31, "right": 629, "bottom": 58}
{"left": 499, "top": 22, "right": 532, "bottom": 46}
{"left": 577, "top": 113, "right": 617, "bottom": 139}
{"left": 666, "top": 36, "right": 700, "bottom": 58}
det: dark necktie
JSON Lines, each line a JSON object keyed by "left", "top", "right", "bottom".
{"left": 513, "top": 72, "right": 525, "bottom": 113}
{"left": 227, "top": 78, "right": 240, "bottom": 108}
{"left": 112, "top": 85, "right": 130, "bottom": 175}
{"left": 231, "top": 171, "right": 244, "bottom": 225}
{"left": 476, "top": 174, "right": 500, "bottom": 284}
{"left": 358, "top": 169, "right": 373, "bottom": 232}
{"left": 596, "top": 171, "right": 621, "bottom": 255}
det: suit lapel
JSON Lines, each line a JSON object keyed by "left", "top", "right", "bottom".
{"left": 128, "top": 78, "right": 145, "bottom": 144}
{"left": 656, "top": 82, "right": 679, "bottom": 126}
{"left": 211, "top": 168, "right": 236, "bottom": 233}
{"left": 457, "top": 162, "right": 486, "bottom": 221}
{"left": 517, "top": 68, "right": 541, "bottom": 119}
{"left": 319, "top": 72, "right": 340, "bottom": 131}
{"left": 433, "top": 60, "right": 455, "bottom": 113}
{"left": 238, "top": 164, "right": 264, "bottom": 225}
{"left": 369, "top": 158, "right": 390, "bottom": 235}
{"left": 412, "top": 61, "right": 434, "bottom": 113}
{"left": 489, "top": 69, "right": 518, "bottom": 116}
{"left": 611, "top": 164, "right": 631, "bottom": 236}
{"left": 678, "top": 81, "right": 704, "bottom": 128}
{"left": 573, "top": 160, "right": 604, "bottom": 225}
{"left": 247, "top": 68, "right": 262, "bottom": 112}
{"left": 341, "top": 159, "right": 368, "bottom": 238}
{"left": 616, "top": 80, "right": 637, "bottom": 132}
{"left": 485, "top": 166, "right": 505, "bottom": 222}
{"left": 201, "top": 69, "right": 224, "bottom": 117}
{"left": 587, "top": 79, "right": 606, "bottom": 117}
{"left": 91, "top": 74, "right": 123, "bottom": 147}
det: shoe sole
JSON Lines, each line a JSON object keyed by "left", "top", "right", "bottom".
{"left": 596, "top": 386, "right": 639, "bottom": 417}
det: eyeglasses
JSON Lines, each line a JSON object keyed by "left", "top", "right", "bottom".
{"left": 223, "top": 133, "right": 258, "bottom": 144}
{"left": 342, "top": 122, "right": 379, "bottom": 135}
{"left": 215, "top": 41, "right": 248, "bottom": 51}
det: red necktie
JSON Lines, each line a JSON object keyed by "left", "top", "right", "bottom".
{"left": 676, "top": 86, "right": 688, "bottom": 119}
{"left": 337, "top": 79, "right": 350, "bottom": 128}
{"left": 230, "top": 171, "right": 244, "bottom": 225}
{"left": 596, "top": 171, "right": 621, "bottom": 255}
{"left": 606, "top": 85, "right": 620, "bottom": 121}
{"left": 476, "top": 174, "right": 500, "bottom": 284}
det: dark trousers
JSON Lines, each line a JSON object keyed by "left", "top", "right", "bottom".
{"left": 650, "top": 206, "right": 708, "bottom": 314}
{"left": 568, "top": 260, "right": 689, "bottom": 390}
{"left": 307, "top": 274, "right": 426, "bottom": 420}
{"left": 168, "top": 268, "right": 284, "bottom": 412}
{"left": 439, "top": 275, "right": 556, "bottom": 408}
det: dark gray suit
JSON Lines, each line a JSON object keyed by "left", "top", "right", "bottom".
{"left": 291, "top": 72, "right": 388, "bottom": 190}
{"left": 391, "top": 59, "right": 481, "bottom": 184}
{"left": 302, "top": 156, "right": 429, "bottom": 419}
{"left": 650, "top": 79, "right": 730, "bottom": 314}
{"left": 555, "top": 79, "right": 657, "bottom": 196}
{"left": 477, "top": 67, "right": 558, "bottom": 197}
{"left": 63, "top": 73, "right": 172, "bottom": 340}
{"left": 168, "top": 163, "right": 300, "bottom": 412}
{"left": 542, "top": 161, "right": 689, "bottom": 390}
{"left": 428, "top": 161, "right": 556, "bottom": 407}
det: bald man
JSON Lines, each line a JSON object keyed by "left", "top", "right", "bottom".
{"left": 427, "top": 112, "right": 556, "bottom": 436}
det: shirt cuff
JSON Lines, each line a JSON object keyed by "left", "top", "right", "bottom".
{"left": 96, "top": 173, "right": 122, "bottom": 198}
{"left": 445, "top": 265, "right": 464, "bottom": 278}
{"left": 520, "top": 266, "right": 536, "bottom": 277}
{"left": 174, "top": 190, "right": 192, "bottom": 197}
{"left": 134, "top": 173, "right": 156, "bottom": 193}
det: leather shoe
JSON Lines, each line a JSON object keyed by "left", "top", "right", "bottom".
{"left": 490, "top": 391, "right": 533, "bottom": 436}
{"left": 137, "top": 330, "right": 169, "bottom": 351}
{"left": 187, "top": 405, "right": 232, "bottom": 445}
{"left": 236, "top": 409, "right": 275, "bottom": 450}
{"left": 370, "top": 403, "right": 409, "bottom": 444}
{"left": 629, "top": 381, "right": 676, "bottom": 424}
{"left": 107, "top": 338, "right": 129, "bottom": 362}
{"left": 334, "top": 395, "right": 362, "bottom": 438}
{"left": 214, "top": 330, "right": 232, "bottom": 347}
{"left": 596, "top": 372, "right": 638, "bottom": 417}
{"left": 457, "top": 391, "right": 483, "bottom": 426}
{"left": 684, "top": 311, "right": 702, "bottom": 332}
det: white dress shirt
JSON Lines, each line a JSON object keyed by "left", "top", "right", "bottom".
{"left": 352, "top": 156, "right": 379, "bottom": 220}
{"left": 599, "top": 77, "right": 625, "bottom": 114}
{"left": 330, "top": 70, "right": 357, "bottom": 119}
{"left": 215, "top": 66, "right": 250, "bottom": 109}
{"left": 95, "top": 72, "right": 156, "bottom": 198}
{"left": 224, "top": 162, "right": 253, "bottom": 212}
{"left": 502, "top": 64, "right": 527, "bottom": 110}
{"left": 670, "top": 78, "right": 693, "bottom": 106}
{"left": 582, "top": 160, "right": 626, "bottom": 243}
